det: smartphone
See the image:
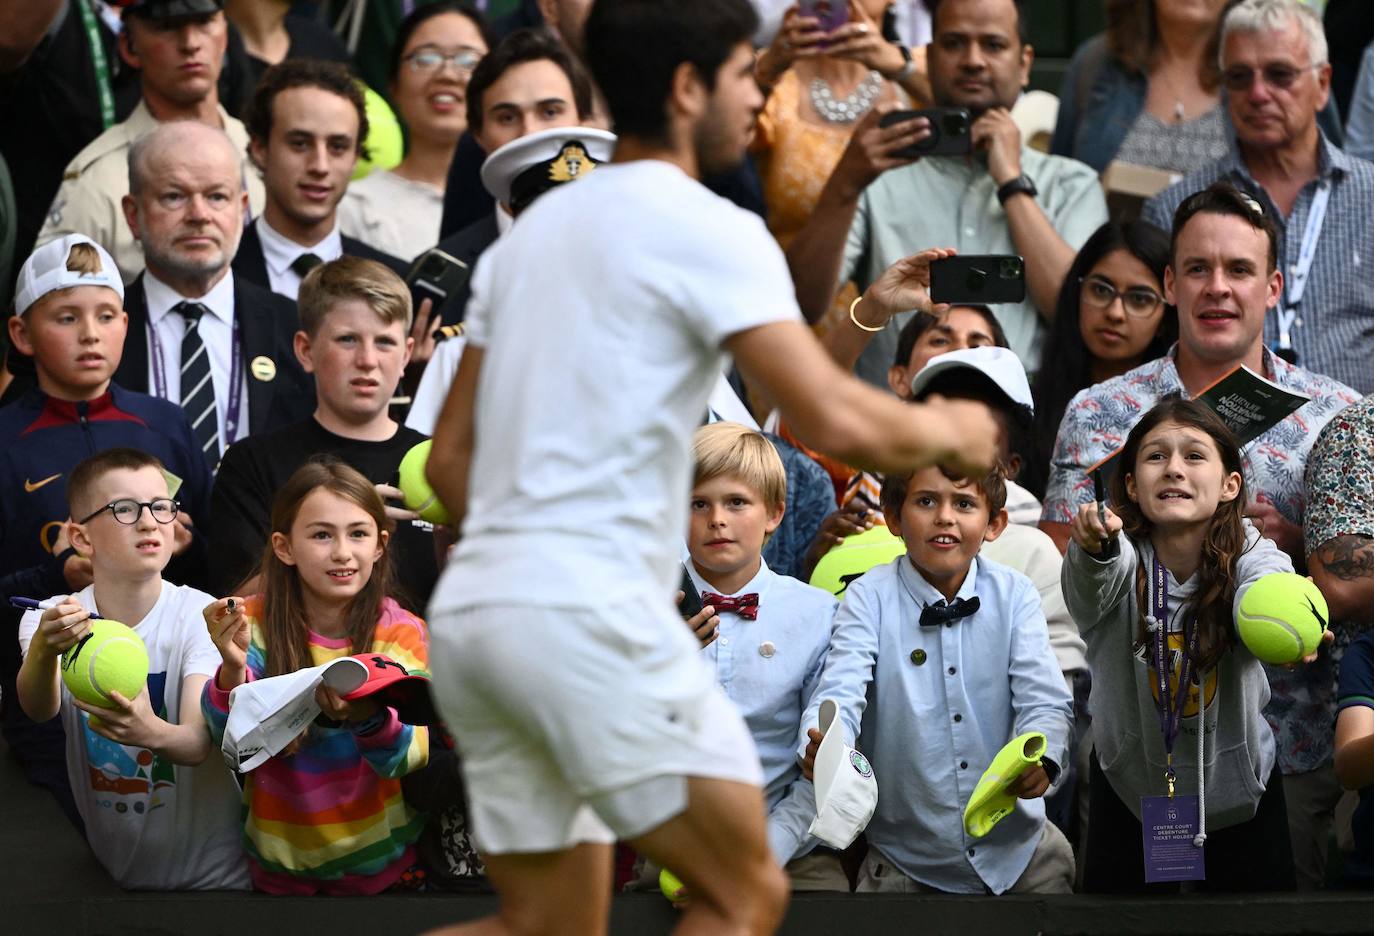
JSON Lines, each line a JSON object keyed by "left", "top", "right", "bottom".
{"left": 679, "top": 565, "right": 704, "bottom": 620}
{"left": 798, "top": 0, "right": 848, "bottom": 32}
{"left": 879, "top": 108, "right": 973, "bottom": 158}
{"left": 406, "top": 248, "right": 470, "bottom": 311}
{"left": 930, "top": 255, "right": 1027, "bottom": 305}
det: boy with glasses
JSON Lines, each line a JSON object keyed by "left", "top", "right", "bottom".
{"left": 15, "top": 447, "right": 247, "bottom": 890}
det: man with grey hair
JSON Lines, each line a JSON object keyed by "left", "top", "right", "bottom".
{"left": 114, "top": 119, "right": 312, "bottom": 467}
{"left": 35, "top": 0, "right": 264, "bottom": 284}
{"left": 1145, "top": 0, "right": 1374, "bottom": 399}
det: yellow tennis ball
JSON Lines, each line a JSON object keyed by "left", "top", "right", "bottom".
{"left": 60, "top": 619, "right": 149, "bottom": 708}
{"left": 1236, "top": 572, "right": 1328, "bottom": 665}
{"left": 808, "top": 524, "right": 906, "bottom": 597}
{"left": 352, "top": 84, "right": 404, "bottom": 181}
{"left": 398, "top": 439, "right": 451, "bottom": 525}
{"left": 659, "top": 868, "right": 687, "bottom": 903}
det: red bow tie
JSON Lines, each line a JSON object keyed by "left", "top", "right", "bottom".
{"left": 702, "top": 592, "right": 760, "bottom": 620}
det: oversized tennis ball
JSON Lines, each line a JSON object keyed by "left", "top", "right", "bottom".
{"left": 1236, "top": 572, "right": 1328, "bottom": 665}
{"left": 809, "top": 524, "right": 906, "bottom": 597}
{"left": 659, "top": 867, "right": 687, "bottom": 903}
{"left": 352, "top": 84, "right": 404, "bottom": 181}
{"left": 60, "top": 619, "right": 149, "bottom": 708}
{"left": 398, "top": 439, "right": 451, "bottom": 524}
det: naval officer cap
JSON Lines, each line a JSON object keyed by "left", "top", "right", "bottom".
{"left": 480, "top": 126, "right": 617, "bottom": 216}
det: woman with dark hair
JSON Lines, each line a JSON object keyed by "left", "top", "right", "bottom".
{"left": 341, "top": 2, "right": 490, "bottom": 260}
{"left": 1022, "top": 221, "right": 1175, "bottom": 498}
{"left": 1051, "top": 0, "right": 1235, "bottom": 175}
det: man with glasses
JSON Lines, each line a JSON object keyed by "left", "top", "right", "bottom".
{"left": 1145, "top": 0, "right": 1374, "bottom": 396}
{"left": 1047, "top": 180, "right": 1360, "bottom": 891}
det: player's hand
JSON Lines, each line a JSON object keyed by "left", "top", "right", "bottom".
{"left": 1301, "top": 628, "right": 1335, "bottom": 666}
{"left": 204, "top": 597, "right": 250, "bottom": 682}
{"left": 802, "top": 726, "right": 823, "bottom": 780}
{"left": 1245, "top": 495, "right": 1304, "bottom": 560}
{"left": 924, "top": 396, "right": 1000, "bottom": 479}
{"left": 1009, "top": 763, "right": 1050, "bottom": 799}
{"left": 376, "top": 482, "right": 421, "bottom": 523}
{"left": 74, "top": 686, "right": 163, "bottom": 749}
{"left": 32, "top": 598, "right": 93, "bottom": 658}
{"left": 1071, "top": 501, "right": 1121, "bottom": 554}
{"left": 829, "top": 104, "right": 929, "bottom": 199}
{"left": 861, "top": 246, "right": 956, "bottom": 323}
{"left": 971, "top": 107, "right": 1023, "bottom": 186}
{"left": 316, "top": 684, "right": 379, "bottom": 723}
{"left": 171, "top": 511, "right": 194, "bottom": 556}
{"left": 676, "top": 592, "right": 720, "bottom": 648}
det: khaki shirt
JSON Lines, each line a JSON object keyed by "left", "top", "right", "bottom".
{"left": 37, "top": 100, "right": 265, "bottom": 284}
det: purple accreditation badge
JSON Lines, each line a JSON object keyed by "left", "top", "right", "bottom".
{"left": 1141, "top": 795, "right": 1205, "bottom": 883}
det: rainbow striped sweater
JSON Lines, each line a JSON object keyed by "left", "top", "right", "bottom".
{"left": 202, "top": 596, "right": 430, "bottom": 894}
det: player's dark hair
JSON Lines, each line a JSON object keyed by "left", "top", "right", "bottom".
{"left": 1171, "top": 180, "right": 1279, "bottom": 272}
{"left": 583, "top": 0, "right": 759, "bottom": 142}
{"left": 389, "top": 2, "right": 492, "bottom": 84}
{"left": 892, "top": 305, "right": 1008, "bottom": 369}
{"left": 246, "top": 59, "right": 370, "bottom": 158}
{"left": 466, "top": 28, "right": 593, "bottom": 136}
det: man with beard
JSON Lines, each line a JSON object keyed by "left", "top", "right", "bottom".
{"left": 114, "top": 120, "right": 314, "bottom": 468}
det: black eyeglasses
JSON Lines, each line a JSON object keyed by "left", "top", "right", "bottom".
{"left": 1079, "top": 276, "right": 1164, "bottom": 317}
{"left": 79, "top": 498, "right": 180, "bottom": 526}
{"left": 403, "top": 47, "right": 484, "bottom": 75}
{"left": 1221, "top": 63, "right": 1322, "bottom": 93}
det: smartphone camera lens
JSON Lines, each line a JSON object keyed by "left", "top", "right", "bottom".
{"left": 944, "top": 112, "right": 969, "bottom": 135}
{"left": 1000, "top": 257, "right": 1024, "bottom": 279}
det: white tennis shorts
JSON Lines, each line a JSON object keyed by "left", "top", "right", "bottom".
{"left": 428, "top": 591, "right": 764, "bottom": 854}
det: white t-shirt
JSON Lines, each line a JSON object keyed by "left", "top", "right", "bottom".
{"left": 338, "top": 169, "right": 444, "bottom": 264}
{"left": 430, "top": 161, "right": 800, "bottom": 611}
{"left": 20, "top": 581, "right": 249, "bottom": 890}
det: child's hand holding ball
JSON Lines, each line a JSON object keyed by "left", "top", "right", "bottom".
{"left": 31, "top": 597, "right": 92, "bottom": 657}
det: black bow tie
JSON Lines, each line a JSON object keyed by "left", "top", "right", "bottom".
{"left": 919, "top": 596, "right": 980, "bottom": 627}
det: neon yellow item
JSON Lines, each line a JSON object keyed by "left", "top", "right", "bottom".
{"left": 808, "top": 524, "right": 905, "bottom": 597}
{"left": 60, "top": 619, "right": 149, "bottom": 709}
{"left": 1236, "top": 571, "right": 1328, "bottom": 664}
{"left": 962, "top": 731, "right": 1046, "bottom": 838}
{"left": 353, "top": 84, "right": 404, "bottom": 181}
{"left": 398, "top": 439, "right": 451, "bottom": 525}
{"left": 659, "top": 867, "right": 687, "bottom": 903}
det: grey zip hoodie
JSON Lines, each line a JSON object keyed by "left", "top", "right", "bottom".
{"left": 1062, "top": 521, "right": 1289, "bottom": 829}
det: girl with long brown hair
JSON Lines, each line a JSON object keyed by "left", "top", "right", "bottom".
{"left": 1063, "top": 398, "right": 1314, "bottom": 893}
{"left": 201, "top": 458, "right": 431, "bottom": 894}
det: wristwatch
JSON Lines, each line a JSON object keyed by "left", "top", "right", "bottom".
{"left": 894, "top": 44, "right": 915, "bottom": 83}
{"left": 996, "top": 174, "right": 1038, "bottom": 206}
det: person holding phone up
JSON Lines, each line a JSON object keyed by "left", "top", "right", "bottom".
{"left": 786, "top": 0, "right": 1108, "bottom": 385}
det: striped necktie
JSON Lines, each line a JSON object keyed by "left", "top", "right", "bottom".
{"left": 175, "top": 301, "right": 219, "bottom": 466}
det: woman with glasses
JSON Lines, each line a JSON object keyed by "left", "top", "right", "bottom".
{"left": 1022, "top": 220, "right": 1176, "bottom": 499}
{"left": 1052, "top": 0, "right": 1237, "bottom": 176}
{"left": 340, "top": 2, "right": 490, "bottom": 261}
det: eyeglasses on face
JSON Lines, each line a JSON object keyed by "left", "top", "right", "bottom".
{"left": 1221, "top": 62, "right": 1322, "bottom": 93}
{"left": 403, "top": 47, "right": 484, "bottom": 74}
{"left": 78, "top": 498, "right": 180, "bottom": 526}
{"left": 1079, "top": 276, "right": 1164, "bottom": 317}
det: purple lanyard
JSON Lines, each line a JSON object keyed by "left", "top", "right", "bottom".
{"left": 148, "top": 316, "right": 244, "bottom": 446}
{"left": 1151, "top": 555, "right": 1199, "bottom": 794}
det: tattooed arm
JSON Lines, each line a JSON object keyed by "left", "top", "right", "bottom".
{"left": 1309, "top": 535, "right": 1374, "bottom": 625}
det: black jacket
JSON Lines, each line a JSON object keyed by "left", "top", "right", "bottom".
{"left": 232, "top": 218, "right": 408, "bottom": 291}
{"left": 115, "top": 274, "right": 316, "bottom": 438}
{"left": 432, "top": 213, "right": 499, "bottom": 325}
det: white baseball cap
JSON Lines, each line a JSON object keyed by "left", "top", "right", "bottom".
{"left": 480, "top": 126, "right": 617, "bottom": 213}
{"left": 909, "top": 346, "right": 1034, "bottom": 416}
{"left": 221, "top": 656, "right": 368, "bottom": 772}
{"left": 807, "top": 698, "right": 878, "bottom": 849}
{"left": 14, "top": 234, "right": 124, "bottom": 316}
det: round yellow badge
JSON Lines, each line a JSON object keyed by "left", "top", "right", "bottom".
{"left": 250, "top": 356, "right": 276, "bottom": 382}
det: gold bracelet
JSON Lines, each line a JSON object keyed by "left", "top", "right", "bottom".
{"left": 848, "top": 295, "right": 885, "bottom": 333}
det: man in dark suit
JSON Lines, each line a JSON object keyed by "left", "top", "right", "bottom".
{"left": 118, "top": 119, "right": 314, "bottom": 466}
{"left": 234, "top": 58, "right": 406, "bottom": 302}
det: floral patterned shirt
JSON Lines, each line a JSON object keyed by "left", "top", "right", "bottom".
{"left": 1043, "top": 345, "right": 1359, "bottom": 773}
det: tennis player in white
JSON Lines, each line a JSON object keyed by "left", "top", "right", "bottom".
{"left": 424, "top": 1, "right": 1000, "bottom": 932}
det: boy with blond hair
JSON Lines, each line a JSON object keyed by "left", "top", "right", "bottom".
{"left": 210, "top": 256, "right": 438, "bottom": 608}
{"left": 0, "top": 234, "right": 212, "bottom": 825}
{"left": 682, "top": 422, "right": 842, "bottom": 887}
{"left": 800, "top": 460, "right": 1074, "bottom": 894}
{"left": 15, "top": 447, "right": 246, "bottom": 888}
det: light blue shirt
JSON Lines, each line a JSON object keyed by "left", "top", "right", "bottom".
{"left": 799, "top": 555, "right": 1073, "bottom": 894}
{"left": 689, "top": 560, "right": 837, "bottom": 863}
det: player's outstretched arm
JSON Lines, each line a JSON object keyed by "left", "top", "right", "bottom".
{"left": 426, "top": 345, "right": 484, "bottom": 538}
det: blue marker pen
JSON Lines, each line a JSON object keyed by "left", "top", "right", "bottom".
{"left": 10, "top": 597, "right": 103, "bottom": 619}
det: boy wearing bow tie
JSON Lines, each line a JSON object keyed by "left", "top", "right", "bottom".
{"left": 681, "top": 422, "right": 844, "bottom": 889}
{"left": 799, "top": 461, "right": 1074, "bottom": 894}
